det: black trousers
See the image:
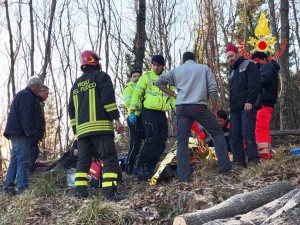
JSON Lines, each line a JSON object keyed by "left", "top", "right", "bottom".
{"left": 126, "top": 115, "right": 144, "bottom": 173}
{"left": 135, "top": 109, "right": 168, "bottom": 172}
{"left": 76, "top": 134, "right": 119, "bottom": 198}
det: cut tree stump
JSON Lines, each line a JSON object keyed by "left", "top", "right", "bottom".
{"left": 173, "top": 181, "right": 294, "bottom": 225}
{"left": 202, "top": 188, "right": 300, "bottom": 225}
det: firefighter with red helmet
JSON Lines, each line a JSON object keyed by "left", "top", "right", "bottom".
{"left": 69, "top": 50, "right": 125, "bottom": 201}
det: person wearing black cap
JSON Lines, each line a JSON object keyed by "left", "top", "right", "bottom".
{"left": 155, "top": 51, "right": 232, "bottom": 181}
{"left": 251, "top": 51, "right": 280, "bottom": 159}
{"left": 129, "top": 55, "right": 176, "bottom": 179}
{"left": 225, "top": 44, "right": 261, "bottom": 167}
{"left": 122, "top": 68, "right": 144, "bottom": 174}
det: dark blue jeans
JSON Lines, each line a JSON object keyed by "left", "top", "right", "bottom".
{"left": 176, "top": 104, "right": 231, "bottom": 181}
{"left": 230, "top": 109, "right": 259, "bottom": 165}
{"left": 4, "top": 136, "right": 31, "bottom": 191}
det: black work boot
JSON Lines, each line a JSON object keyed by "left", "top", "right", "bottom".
{"left": 75, "top": 186, "right": 89, "bottom": 199}
{"left": 103, "top": 186, "right": 126, "bottom": 202}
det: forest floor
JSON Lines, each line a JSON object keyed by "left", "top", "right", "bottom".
{"left": 0, "top": 140, "right": 300, "bottom": 225}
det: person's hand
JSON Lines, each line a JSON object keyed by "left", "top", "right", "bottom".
{"left": 129, "top": 113, "right": 136, "bottom": 126}
{"left": 244, "top": 103, "right": 253, "bottom": 112}
{"left": 115, "top": 119, "right": 124, "bottom": 133}
{"left": 92, "top": 151, "right": 101, "bottom": 162}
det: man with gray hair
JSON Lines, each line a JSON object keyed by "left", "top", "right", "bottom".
{"left": 155, "top": 51, "right": 231, "bottom": 182}
{"left": 3, "top": 76, "right": 42, "bottom": 195}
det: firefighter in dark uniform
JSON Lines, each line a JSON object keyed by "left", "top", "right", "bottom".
{"left": 69, "top": 50, "right": 124, "bottom": 201}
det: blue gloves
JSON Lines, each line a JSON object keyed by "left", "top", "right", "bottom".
{"left": 129, "top": 113, "right": 136, "bottom": 126}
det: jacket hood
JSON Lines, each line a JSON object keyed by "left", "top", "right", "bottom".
{"left": 270, "top": 59, "right": 280, "bottom": 73}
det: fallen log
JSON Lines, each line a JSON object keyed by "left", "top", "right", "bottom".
{"left": 202, "top": 188, "right": 300, "bottom": 225}
{"left": 270, "top": 129, "right": 300, "bottom": 136}
{"left": 173, "top": 181, "right": 294, "bottom": 225}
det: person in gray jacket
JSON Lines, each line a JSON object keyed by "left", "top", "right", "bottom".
{"left": 155, "top": 51, "right": 231, "bottom": 181}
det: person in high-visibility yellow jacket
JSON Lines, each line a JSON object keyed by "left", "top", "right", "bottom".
{"left": 122, "top": 68, "right": 144, "bottom": 174}
{"left": 129, "top": 55, "right": 175, "bottom": 179}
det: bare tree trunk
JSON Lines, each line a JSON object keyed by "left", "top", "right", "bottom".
{"left": 278, "top": 0, "right": 289, "bottom": 129}
{"left": 4, "top": 0, "right": 16, "bottom": 102}
{"left": 132, "top": 0, "right": 146, "bottom": 69}
{"left": 29, "top": 0, "right": 35, "bottom": 77}
{"left": 40, "top": 0, "right": 57, "bottom": 83}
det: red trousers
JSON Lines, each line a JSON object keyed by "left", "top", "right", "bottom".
{"left": 255, "top": 105, "right": 273, "bottom": 159}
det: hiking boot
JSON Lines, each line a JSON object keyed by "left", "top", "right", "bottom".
{"left": 3, "top": 187, "right": 17, "bottom": 197}
{"left": 75, "top": 186, "right": 89, "bottom": 199}
{"left": 104, "top": 193, "right": 127, "bottom": 202}
{"left": 133, "top": 167, "right": 151, "bottom": 178}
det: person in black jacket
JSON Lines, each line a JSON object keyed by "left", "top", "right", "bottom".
{"left": 3, "top": 76, "right": 42, "bottom": 196}
{"left": 29, "top": 84, "right": 49, "bottom": 173}
{"left": 68, "top": 50, "right": 125, "bottom": 201}
{"left": 225, "top": 44, "right": 261, "bottom": 167}
{"left": 251, "top": 51, "right": 280, "bottom": 159}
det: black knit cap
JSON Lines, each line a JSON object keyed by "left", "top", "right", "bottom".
{"left": 251, "top": 51, "right": 268, "bottom": 60}
{"left": 151, "top": 55, "right": 165, "bottom": 66}
{"left": 130, "top": 68, "right": 142, "bottom": 75}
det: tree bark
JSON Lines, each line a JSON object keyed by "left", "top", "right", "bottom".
{"left": 40, "top": 0, "right": 57, "bottom": 83}
{"left": 132, "top": 0, "right": 146, "bottom": 70}
{"left": 203, "top": 189, "right": 300, "bottom": 225}
{"left": 173, "top": 181, "right": 294, "bottom": 225}
{"left": 278, "top": 0, "right": 289, "bottom": 129}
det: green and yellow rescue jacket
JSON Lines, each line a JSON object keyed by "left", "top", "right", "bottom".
{"left": 69, "top": 69, "right": 119, "bottom": 139}
{"left": 122, "top": 81, "right": 142, "bottom": 116}
{"left": 130, "top": 70, "right": 175, "bottom": 112}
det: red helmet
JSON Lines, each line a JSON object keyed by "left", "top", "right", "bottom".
{"left": 80, "top": 50, "right": 101, "bottom": 67}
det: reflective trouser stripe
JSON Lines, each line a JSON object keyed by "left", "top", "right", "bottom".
{"left": 102, "top": 173, "right": 118, "bottom": 179}
{"left": 75, "top": 172, "right": 88, "bottom": 187}
{"left": 75, "top": 181, "right": 88, "bottom": 186}
{"left": 257, "top": 142, "right": 269, "bottom": 149}
{"left": 102, "top": 181, "right": 117, "bottom": 188}
{"left": 259, "top": 149, "right": 271, "bottom": 154}
{"left": 75, "top": 173, "right": 88, "bottom": 178}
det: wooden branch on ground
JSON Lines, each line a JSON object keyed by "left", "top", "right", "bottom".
{"left": 202, "top": 188, "right": 300, "bottom": 225}
{"left": 271, "top": 129, "right": 300, "bottom": 136}
{"left": 173, "top": 181, "right": 294, "bottom": 225}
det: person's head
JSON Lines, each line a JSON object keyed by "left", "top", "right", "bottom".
{"left": 39, "top": 84, "right": 49, "bottom": 101}
{"left": 130, "top": 68, "right": 142, "bottom": 83}
{"left": 80, "top": 50, "right": 101, "bottom": 71}
{"left": 27, "top": 76, "right": 42, "bottom": 95}
{"left": 151, "top": 55, "right": 165, "bottom": 75}
{"left": 251, "top": 51, "right": 268, "bottom": 62}
{"left": 216, "top": 110, "right": 228, "bottom": 128}
{"left": 225, "top": 44, "right": 240, "bottom": 65}
{"left": 182, "top": 51, "right": 196, "bottom": 64}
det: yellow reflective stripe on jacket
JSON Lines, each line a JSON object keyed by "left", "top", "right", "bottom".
{"left": 77, "top": 121, "right": 113, "bottom": 131}
{"left": 102, "top": 181, "right": 117, "bottom": 188}
{"left": 89, "top": 88, "right": 96, "bottom": 121}
{"left": 104, "top": 102, "right": 118, "bottom": 112}
{"left": 73, "top": 95, "right": 79, "bottom": 128}
{"left": 75, "top": 181, "right": 88, "bottom": 186}
{"left": 75, "top": 172, "right": 88, "bottom": 178}
{"left": 102, "top": 172, "right": 118, "bottom": 179}
{"left": 70, "top": 118, "right": 76, "bottom": 126}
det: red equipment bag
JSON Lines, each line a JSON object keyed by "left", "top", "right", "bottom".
{"left": 89, "top": 160, "right": 103, "bottom": 180}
